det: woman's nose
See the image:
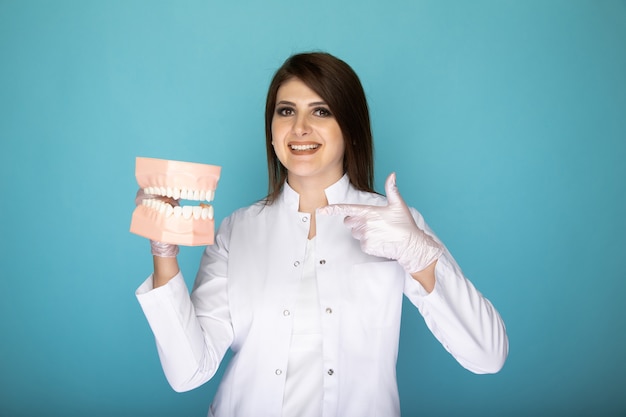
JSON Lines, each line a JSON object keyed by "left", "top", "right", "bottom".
{"left": 292, "top": 114, "right": 311, "bottom": 136}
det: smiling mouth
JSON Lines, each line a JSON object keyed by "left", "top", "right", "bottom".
{"left": 290, "top": 143, "right": 320, "bottom": 151}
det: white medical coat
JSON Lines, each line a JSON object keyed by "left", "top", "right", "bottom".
{"left": 136, "top": 174, "right": 508, "bottom": 417}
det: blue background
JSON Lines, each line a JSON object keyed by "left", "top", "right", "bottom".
{"left": 1, "top": 1, "right": 625, "bottom": 416}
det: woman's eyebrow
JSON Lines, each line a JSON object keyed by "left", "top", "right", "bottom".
{"left": 276, "top": 100, "right": 328, "bottom": 107}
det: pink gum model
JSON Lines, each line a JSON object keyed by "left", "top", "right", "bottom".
{"left": 130, "top": 157, "right": 221, "bottom": 246}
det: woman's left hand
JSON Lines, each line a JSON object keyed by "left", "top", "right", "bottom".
{"left": 319, "top": 173, "right": 442, "bottom": 273}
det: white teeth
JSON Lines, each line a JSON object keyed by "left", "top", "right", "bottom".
{"left": 142, "top": 197, "right": 214, "bottom": 220}
{"left": 141, "top": 186, "right": 216, "bottom": 211}
{"left": 142, "top": 188, "right": 215, "bottom": 201}
{"left": 291, "top": 143, "right": 319, "bottom": 151}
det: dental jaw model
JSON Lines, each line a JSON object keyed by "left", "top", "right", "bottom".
{"left": 130, "top": 157, "right": 221, "bottom": 246}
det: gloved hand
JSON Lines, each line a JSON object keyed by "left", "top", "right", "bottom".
{"left": 319, "top": 173, "right": 443, "bottom": 273}
{"left": 135, "top": 188, "right": 180, "bottom": 258}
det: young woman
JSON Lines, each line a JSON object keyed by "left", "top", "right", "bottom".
{"left": 136, "top": 52, "right": 508, "bottom": 417}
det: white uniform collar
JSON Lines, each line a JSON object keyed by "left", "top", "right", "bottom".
{"left": 323, "top": 173, "right": 351, "bottom": 205}
{"left": 280, "top": 174, "right": 352, "bottom": 210}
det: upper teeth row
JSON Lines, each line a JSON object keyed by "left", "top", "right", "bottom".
{"left": 142, "top": 199, "right": 214, "bottom": 220}
{"left": 291, "top": 144, "right": 319, "bottom": 151}
{"left": 143, "top": 187, "right": 215, "bottom": 201}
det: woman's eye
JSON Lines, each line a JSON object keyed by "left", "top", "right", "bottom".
{"left": 314, "top": 107, "right": 332, "bottom": 117}
{"left": 276, "top": 107, "right": 294, "bottom": 116}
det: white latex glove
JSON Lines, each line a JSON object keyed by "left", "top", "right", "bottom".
{"left": 319, "top": 173, "right": 443, "bottom": 273}
{"left": 134, "top": 189, "right": 179, "bottom": 258}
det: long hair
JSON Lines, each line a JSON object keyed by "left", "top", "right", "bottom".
{"left": 264, "top": 52, "right": 375, "bottom": 203}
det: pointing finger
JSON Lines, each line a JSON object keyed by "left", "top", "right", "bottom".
{"left": 319, "top": 203, "right": 370, "bottom": 217}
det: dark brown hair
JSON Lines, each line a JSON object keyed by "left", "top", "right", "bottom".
{"left": 264, "top": 52, "right": 375, "bottom": 203}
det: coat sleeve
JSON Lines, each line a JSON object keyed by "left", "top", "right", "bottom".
{"left": 403, "top": 208, "right": 509, "bottom": 374}
{"left": 135, "top": 216, "right": 234, "bottom": 392}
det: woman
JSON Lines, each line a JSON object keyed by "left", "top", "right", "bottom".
{"left": 136, "top": 52, "right": 508, "bottom": 417}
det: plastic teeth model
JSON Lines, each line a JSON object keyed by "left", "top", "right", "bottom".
{"left": 130, "top": 157, "right": 221, "bottom": 246}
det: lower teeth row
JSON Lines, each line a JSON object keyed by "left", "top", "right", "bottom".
{"left": 142, "top": 199, "right": 213, "bottom": 220}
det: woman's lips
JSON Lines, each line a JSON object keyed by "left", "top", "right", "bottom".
{"left": 289, "top": 142, "right": 321, "bottom": 152}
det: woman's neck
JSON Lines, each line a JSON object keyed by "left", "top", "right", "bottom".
{"left": 287, "top": 173, "right": 340, "bottom": 214}
{"left": 298, "top": 192, "right": 328, "bottom": 214}
{"left": 287, "top": 174, "right": 341, "bottom": 240}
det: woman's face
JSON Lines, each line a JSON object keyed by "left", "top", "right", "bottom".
{"left": 271, "top": 78, "right": 345, "bottom": 189}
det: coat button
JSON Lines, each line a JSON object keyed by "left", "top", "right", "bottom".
{"left": 302, "top": 216, "right": 308, "bottom": 222}
{"left": 319, "top": 259, "right": 326, "bottom": 265}
{"left": 293, "top": 261, "right": 300, "bottom": 267}
{"left": 275, "top": 369, "right": 283, "bottom": 375}
{"left": 327, "top": 369, "right": 334, "bottom": 376}
{"left": 325, "top": 307, "right": 333, "bottom": 314}
{"left": 283, "top": 309, "right": 291, "bottom": 316}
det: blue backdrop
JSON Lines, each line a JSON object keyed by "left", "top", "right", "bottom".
{"left": 1, "top": 1, "right": 625, "bottom": 416}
